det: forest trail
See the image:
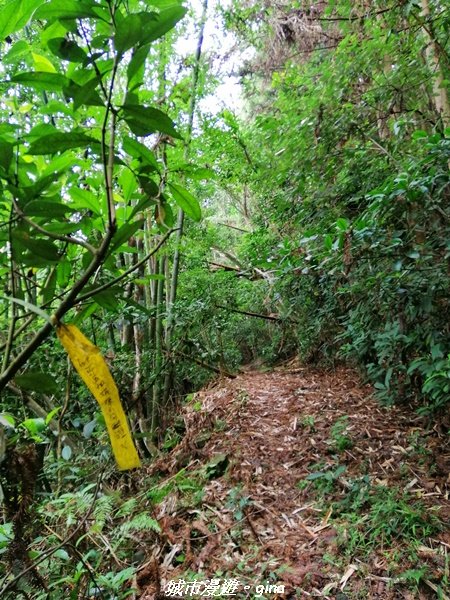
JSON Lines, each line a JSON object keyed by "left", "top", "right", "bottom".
{"left": 138, "top": 364, "right": 450, "bottom": 599}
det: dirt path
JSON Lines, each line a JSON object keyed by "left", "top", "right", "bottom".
{"left": 138, "top": 365, "right": 449, "bottom": 599}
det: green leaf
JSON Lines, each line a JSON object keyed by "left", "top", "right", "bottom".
{"left": 14, "top": 233, "right": 60, "bottom": 262}
{"left": 54, "top": 548, "right": 70, "bottom": 561}
{"left": 27, "top": 131, "right": 99, "bottom": 155}
{"left": 48, "top": 38, "right": 87, "bottom": 62}
{"left": 21, "top": 418, "right": 47, "bottom": 439}
{"left": 16, "top": 372, "right": 58, "bottom": 394}
{"left": 138, "top": 176, "right": 159, "bottom": 197}
{"left": 57, "top": 260, "right": 72, "bottom": 288}
{"left": 114, "top": 13, "right": 147, "bottom": 55}
{"left": 0, "top": 413, "right": 15, "bottom": 428}
{"left": 123, "top": 297, "right": 153, "bottom": 317}
{"left": 123, "top": 136, "right": 159, "bottom": 169}
{"left": 115, "top": 6, "right": 186, "bottom": 56}
{"left": 34, "top": 0, "right": 97, "bottom": 20}
{"left": 127, "top": 44, "right": 150, "bottom": 90}
{"left": 0, "top": 0, "right": 44, "bottom": 40}
{"left": 0, "top": 140, "right": 13, "bottom": 172}
{"left": 2, "top": 295, "right": 52, "bottom": 322}
{"left": 336, "top": 218, "right": 349, "bottom": 231}
{"left": 128, "top": 195, "right": 156, "bottom": 221}
{"left": 45, "top": 406, "right": 62, "bottom": 425}
{"left": 2, "top": 39, "right": 30, "bottom": 63}
{"left": 122, "top": 104, "right": 181, "bottom": 138}
{"left": 70, "top": 78, "right": 104, "bottom": 110}
{"left": 69, "top": 187, "right": 102, "bottom": 215}
{"left": 32, "top": 52, "right": 56, "bottom": 72}
{"left": 138, "top": 6, "right": 187, "bottom": 45}
{"left": 9, "top": 71, "right": 69, "bottom": 92}
{"left": 42, "top": 268, "right": 57, "bottom": 305}
{"left": 93, "top": 289, "right": 121, "bottom": 311}
{"left": 24, "top": 200, "right": 74, "bottom": 218}
{"left": 110, "top": 219, "right": 145, "bottom": 252}
{"left": 168, "top": 183, "right": 201, "bottom": 222}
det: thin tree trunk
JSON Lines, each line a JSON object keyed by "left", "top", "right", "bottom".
{"left": 162, "top": 0, "right": 209, "bottom": 406}
{"left": 151, "top": 255, "right": 166, "bottom": 431}
{"left": 419, "top": 0, "right": 450, "bottom": 128}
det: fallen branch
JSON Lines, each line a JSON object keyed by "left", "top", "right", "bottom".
{"left": 174, "top": 350, "right": 237, "bottom": 379}
{"left": 215, "top": 304, "right": 285, "bottom": 322}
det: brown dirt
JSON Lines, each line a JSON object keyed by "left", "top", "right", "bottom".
{"left": 136, "top": 363, "right": 450, "bottom": 599}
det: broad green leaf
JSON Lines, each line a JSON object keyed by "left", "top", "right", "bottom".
{"left": 123, "top": 136, "right": 159, "bottom": 169}
{"left": 14, "top": 232, "right": 60, "bottom": 261}
{"left": 69, "top": 188, "right": 102, "bottom": 215}
{"left": 24, "top": 200, "right": 74, "bottom": 218}
{"left": 22, "top": 175, "right": 59, "bottom": 201}
{"left": 127, "top": 44, "right": 150, "bottom": 90}
{"left": 138, "top": 6, "right": 186, "bottom": 45}
{"left": 27, "top": 131, "right": 99, "bottom": 155}
{"left": 42, "top": 268, "right": 57, "bottom": 305}
{"left": 21, "top": 418, "right": 47, "bottom": 438}
{"left": 45, "top": 222, "right": 81, "bottom": 235}
{"left": 16, "top": 372, "right": 58, "bottom": 394}
{"left": 34, "top": 0, "right": 97, "bottom": 20}
{"left": 57, "top": 260, "right": 72, "bottom": 288}
{"left": 115, "top": 7, "right": 186, "bottom": 55}
{"left": 122, "top": 104, "right": 181, "bottom": 138}
{"left": 110, "top": 219, "right": 145, "bottom": 253}
{"left": 138, "top": 176, "right": 159, "bottom": 197}
{"left": 336, "top": 218, "right": 349, "bottom": 231}
{"left": 70, "top": 78, "right": 104, "bottom": 111}
{"left": 54, "top": 548, "right": 70, "bottom": 560}
{"left": 38, "top": 99, "right": 74, "bottom": 117}
{"left": 41, "top": 153, "right": 78, "bottom": 176}
{"left": 83, "top": 419, "right": 97, "bottom": 439}
{"left": 48, "top": 38, "right": 87, "bottom": 62}
{"left": 72, "top": 301, "right": 98, "bottom": 325}
{"left": 0, "top": 413, "right": 15, "bottom": 428}
{"left": 2, "top": 39, "right": 30, "bottom": 63}
{"left": 0, "top": 0, "right": 44, "bottom": 39}
{"left": 93, "top": 288, "right": 121, "bottom": 311}
{"left": 169, "top": 183, "right": 201, "bottom": 222}
{"left": 2, "top": 295, "right": 52, "bottom": 322}
{"left": 45, "top": 406, "right": 62, "bottom": 425}
{"left": 9, "top": 71, "right": 69, "bottom": 92}
{"left": 0, "top": 141, "right": 13, "bottom": 171}
{"left": 32, "top": 52, "right": 56, "bottom": 73}
{"left": 119, "top": 169, "right": 138, "bottom": 202}
{"left": 124, "top": 297, "right": 154, "bottom": 317}
{"left": 128, "top": 195, "right": 156, "bottom": 222}
{"left": 114, "top": 13, "right": 147, "bottom": 55}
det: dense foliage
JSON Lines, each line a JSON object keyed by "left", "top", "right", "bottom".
{"left": 0, "top": 0, "right": 448, "bottom": 596}
{"left": 204, "top": 0, "right": 450, "bottom": 414}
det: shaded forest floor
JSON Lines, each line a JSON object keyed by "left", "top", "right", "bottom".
{"left": 135, "top": 363, "right": 449, "bottom": 599}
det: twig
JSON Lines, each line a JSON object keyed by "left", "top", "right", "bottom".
{"left": 11, "top": 198, "right": 96, "bottom": 254}
{"left": 215, "top": 304, "right": 286, "bottom": 322}
{"left": 174, "top": 349, "right": 237, "bottom": 379}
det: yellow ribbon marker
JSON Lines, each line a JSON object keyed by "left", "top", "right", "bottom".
{"left": 56, "top": 323, "right": 141, "bottom": 471}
